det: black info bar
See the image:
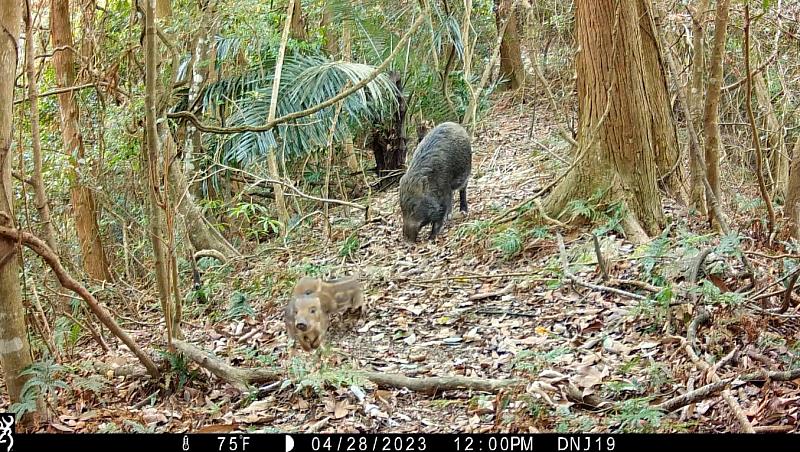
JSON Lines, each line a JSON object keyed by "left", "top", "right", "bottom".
{"left": 6, "top": 433, "right": 795, "bottom": 452}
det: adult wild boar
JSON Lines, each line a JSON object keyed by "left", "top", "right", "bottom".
{"left": 399, "top": 122, "right": 472, "bottom": 242}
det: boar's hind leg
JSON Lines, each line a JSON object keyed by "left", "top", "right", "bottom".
{"left": 459, "top": 187, "right": 468, "bottom": 213}
{"left": 429, "top": 220, "right": 444, "bottom": 239}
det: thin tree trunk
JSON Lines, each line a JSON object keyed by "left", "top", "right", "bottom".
{"left": 494, "top": 0, "right": 525, "bottom": 90}
{"left": 290, "top": 0, "right": 306, "bottom": 40}
{"left": 689, "top": 0, "right": 709, "bottom": 213}
{"left": 321, "top": 4, "right": 338, "bottom": 56}
{"left": 753, "top": 70, "right": 787, "bottom": 199}
{"left": 639, "top": 1, "right": 685, "bottom": 203}
{"left": 50, "top": 0, "right": 112, "bottom": 281}
{"left": 785, "top": 135, "right": 800, "bottom": 238}
{"left": 340, "top": 23, "right": 358, "bottom": 172}
{"left": 743, "top": 4, "right": 775, "bottom": 235}
{"left": 25, "top": 2, "right": 57, "bottom": 251}
{"left": 143, "top": 0, "right": 174, "bottom": 344}
{"left": 156, "top": 0, "right": 172, "bottom": 18}
{"left": 0, "top": 0, "right": 35, "bottom": 412}
{"left": 266, "top": 0, "right": 296, "bottom": 231}
{"left": 543, "top": 0, "right": 664, "bottom": 240}
{"left": 702, "top": 0, "right": 730, "bottom": 227}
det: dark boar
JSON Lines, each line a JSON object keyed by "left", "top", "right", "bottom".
{"left": 399, "top": 122, "right": 472, "bottom": 242}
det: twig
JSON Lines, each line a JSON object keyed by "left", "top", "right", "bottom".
{"left": 468, "top": 283, "right": 515, "bottom": 301}
{"left": 656, "top": 378, "right": 732, "bottom": 413}
{"left": 592, "top": 233, "right": 608, "bottom": 281}
{"left": 606, "top": 278, "right": 663, "bottom": 293}
{"left": 214, "top": 162, "right": 366, "bottom": 211}
{"left": 412, "top": 272, "right": 552, "bottom": 284}
{"left": 779, "top": 268, "right": 799, "bottom": 313}
{"left": 557, "top": 233, "right": 646, "bottom": 301}
{"left": 682, "top": 316, "right": 755, "bottom": 433}
{"left": 744, "top": 251, "right": 800, "bottom": 260}
{"left": 474, "top": 309, "right": 539, "bottom": 318}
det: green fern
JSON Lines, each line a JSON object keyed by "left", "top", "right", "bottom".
{"left": 613, "top": 398, "right": 663, "bottom": 432}
{"left": 339, "top": 234, "right": 360, "bottom": 259}
{"left": 697, "top": 280, "right": 744, "bottom": 307}
{"left": 73, "top": 375, "right": 106, "bottom": 396}
{"left": 10, "top": 358, "right": 69, "bottom": 418}
{"left": 296, "top": 262, "right": 332, "bottom": 278}
{"left": 289, "top": 356, "right": 366, "bottom": 395}
{"left": 159, "top": 350, "right": 198, "bottom": 391}
{"left": 456, "top": 219, "right": 493, "bottom": 240}
{"left": 513, "top": 347, "right": 569, "bottom": 375}
{"left": 224, "top": 291, "right": 255, "bottom": 320}
{"left": 123, "top": 419, "right": 157, "bottom": 433}
{"left": 491, "top": 228, "right": 523, "bottom": 259}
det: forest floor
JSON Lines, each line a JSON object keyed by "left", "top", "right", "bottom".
{"left": 6, "top": 94, "right": 800, "bottom": 433}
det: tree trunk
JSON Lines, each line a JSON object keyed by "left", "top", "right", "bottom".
{"left": 50, "top": 0, "right": 112, "bottom": 281}
{"left": 340, "top": 23, "right": 358, "bottom": 172}
{"left": 702, "top": 0, "right": 730, "bottom": 227}
{"left": 753, "top": 70, "right": 787, "bottom": 199}
{"left": 369, "top": 72, "right": 407, "bottom": 188}
{"left": 180, "top": 0, "right": 217, "bottom": 195}
{"left": 265, "top": 0, "right": 296, "bottom": 231}
{"left": 494, "top": 0, "right": 525, "bottom": 90}
{"left": 290, "top": 0, "right": 306, "bottom": 41}
{"left": 637, "top": 1, "right": 685, "bottom": 203}
{"left": 689, "top": 0, "right": 709, "bottom": 213}
{"left": 321, "top": 3, "right": 338, "bottom": 56}
{"left": 166, "top": 132, "right": 239, "bottom": 258}
{"left": 786, "top": 135, "right": 800, "bottom": 238}
{"left": 0, "top": 0, "right": 35, "bottom": 411}
{"left": 156, "top": 0, "right": 172, "bottom": 18}
{"left": 143, "top": 0, "right": 174, "bottom": 342}
{"left": 543, "top": 0, "right": 665, "bottom": 240}
{"left": 25, "top": 3, "right": 58, "bottom": 251}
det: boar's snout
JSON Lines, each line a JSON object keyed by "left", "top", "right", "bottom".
{"left": 402, "top": 217, "right": 421, "bottom": 243}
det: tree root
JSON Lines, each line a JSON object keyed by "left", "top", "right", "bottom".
{"left": 173, "top": 340, "right": 524, "bottom": 394}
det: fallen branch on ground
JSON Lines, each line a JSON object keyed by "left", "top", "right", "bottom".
{"left": 557, "top": 234, "right": 646, "bottom": 301}
{"left": 172, "top": 340, "right": 281, "bottom": 392}
{"left": 469, "top": 283, "right": 515, "bottom": 301}
{"left": 173, "top": 340, "right": 524, "bottom": 394}
{"left": 656, "top": 378, "right": 733, "bottom": 413}
{"left": 412, "top": 272, "right": 552, "bottom": 284}
{"left": 681, "top": 312, "right": 755, "bottom": 433}
{"left": 0, "top": 225, "right": 160, "bottom": 379}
